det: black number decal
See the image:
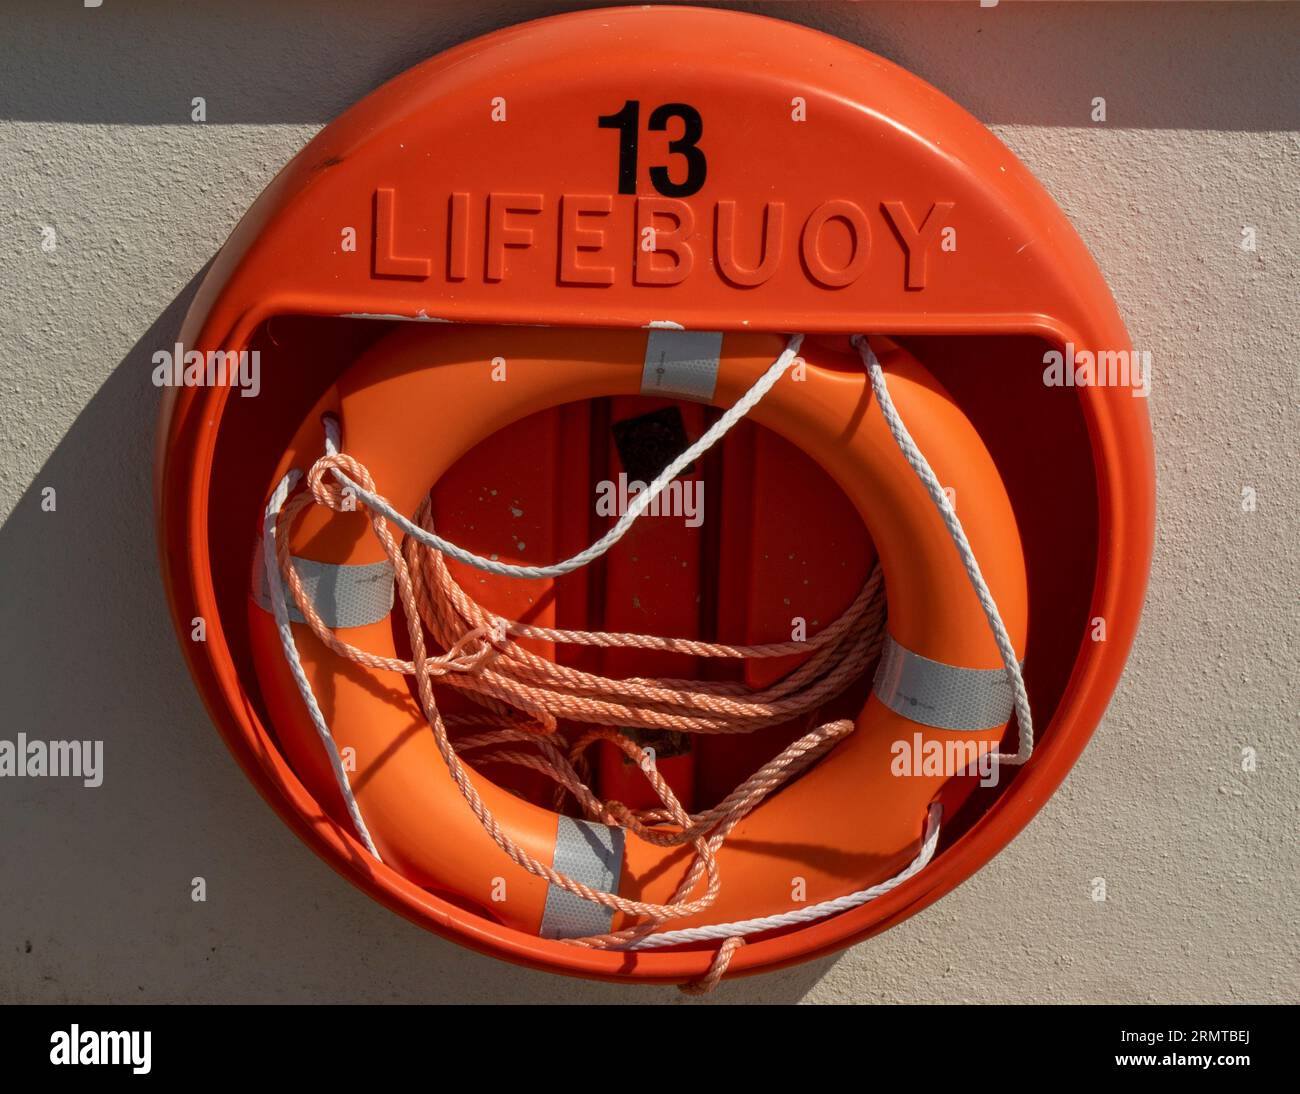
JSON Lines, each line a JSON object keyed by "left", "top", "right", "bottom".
{"left": 598, "top": 101, "right": 707, "bottom": 198}
{"left": 648, "top": 103, "right": 706, "bottom": 198}
{"left": 598, "top": 100, "right": 640, "bottom": 195}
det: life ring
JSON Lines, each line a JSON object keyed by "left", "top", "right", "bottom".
{"left": 247, "top": 324, "right": 1027, "bottom": 942}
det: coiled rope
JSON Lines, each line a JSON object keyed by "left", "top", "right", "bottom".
{"left": 261, "top": 334, "right": 1033, "bottom": 992}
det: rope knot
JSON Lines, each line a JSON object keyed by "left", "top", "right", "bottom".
{"left": 307, "top": 452, "right": 376, "bottom": 512}
{"left": 427, "top": 621, "right": 510, "bottom": 677}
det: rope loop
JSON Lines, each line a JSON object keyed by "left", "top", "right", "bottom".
{"left": 306, "top": 451, "right": 375, "bottom": 512}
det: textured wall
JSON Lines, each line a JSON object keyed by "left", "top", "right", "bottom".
{"left": 0, "top": 1, "right": 1295, "bottom": 1004}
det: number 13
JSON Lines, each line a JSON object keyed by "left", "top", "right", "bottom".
{"left": 597, "top": 100, "right": 707, "bottom": 198}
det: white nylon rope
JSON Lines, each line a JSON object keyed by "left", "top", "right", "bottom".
{"left": 851, "top": 335, "right": 1033, "bottom": 766}
{"left": 619, "top": 803, "right": 943, "bottom": 949}
{"left": 261, "top": 473, "right": 382, "bottom": 857}
{"left": 316, "top": 334, "right": 806, "bottom": 580}
{"left": 260, "top": 333, "right": 1034, "bottom": 950}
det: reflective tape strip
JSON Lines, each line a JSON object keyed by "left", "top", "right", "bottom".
{"left": 539, "top": 817, "right": 625, "bottom": 940}
{"left": 251, "top": 544, "right": 395, "bottom": 629}
{"left": 873, "top": 635, "right": 1018, "bottom": 732}
{"left": 641, "top": 329, "right": 723, "bottom": 403}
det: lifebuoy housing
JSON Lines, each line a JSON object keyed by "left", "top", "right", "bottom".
{"left": 247, "top": 325, "right": 1027, "bottom": 938}
{"left": 156, "top": 5, "right": 1154, "bottom": 985}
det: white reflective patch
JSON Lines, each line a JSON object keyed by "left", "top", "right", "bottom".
{"left": 641, "top": 329, "right": 723, "bottom": 402}
{"left": 539, "top": 817, "right": 624, "bottom": 939}
{"left": 873, "top": 635, "right": 1018, "bottom": 731}
{"left": 252, "top": 543, "right": 395, "bottom": 630}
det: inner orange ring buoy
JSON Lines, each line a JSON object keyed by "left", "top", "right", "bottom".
{"left": 246, "top": 325, "right": 1027, "bottom": 941}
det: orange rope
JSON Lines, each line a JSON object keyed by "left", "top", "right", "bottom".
{"left": 681, "top": 937, "right": 745, "bottom": 995}
{"left": 276, "top": 448, "right": 887, "bottom": 988}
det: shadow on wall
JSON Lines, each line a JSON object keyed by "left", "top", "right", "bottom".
{"left": 0, "top": 269, "right": 839, "bottom": 1002}
{"left": 0, "top": 0, "right": 1296, "bottom": 130}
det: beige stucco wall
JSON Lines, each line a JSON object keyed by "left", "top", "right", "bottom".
{"left": 0, "top": 1, "right": 1295, "bottom": 1003}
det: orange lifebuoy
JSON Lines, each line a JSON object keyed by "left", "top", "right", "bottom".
{"left": 247, "top": 325, "right": 1027, "bottom": 938}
